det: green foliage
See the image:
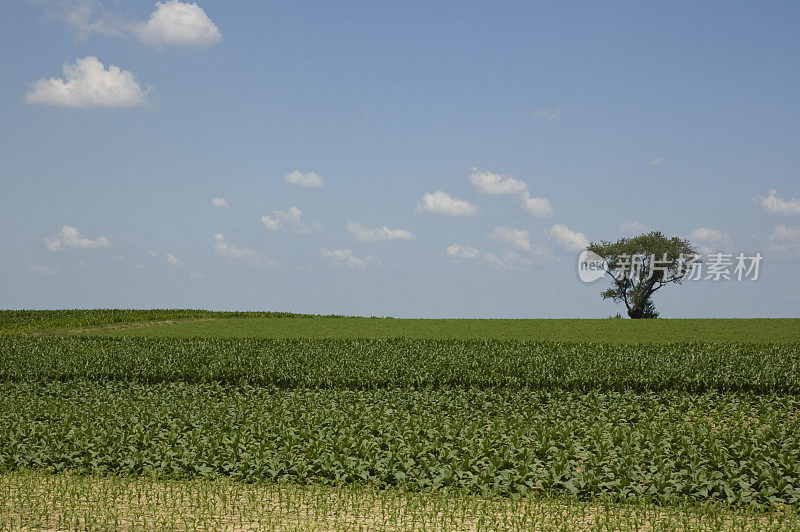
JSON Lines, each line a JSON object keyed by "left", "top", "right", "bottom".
{"left": 588, "top": 231, "right": 699, "bottom": 319}
{"left": 1, "top": 382, "right": 799, "bottom": 505}
{"left": 1, "top": 337, "right": 800, "bottom": 393}
{"left": 2, "top": 325, "right": 799, "bottom": 508}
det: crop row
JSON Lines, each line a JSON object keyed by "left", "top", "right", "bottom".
{"left": 1, "top": 337, "right": 799, "bottom": 393}
{"left": 1, "top": 382, "right": 798, "bottom": 505}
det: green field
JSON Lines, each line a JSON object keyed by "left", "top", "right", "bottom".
{"left": 97, "top": 316, "right": 800, "bottom": 343}
{"left": 1, "top": 310, "right": 799, "bottom": 529}
{"left": 0, "top": 309, "right": 319, "bottom": 335}
{"left": 3, "top": 310, "right": 798, "bottom": 343}
{"left": 3, "top": 337, "right": 799, "bottom": 392}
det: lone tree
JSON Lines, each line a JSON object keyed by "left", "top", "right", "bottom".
{"left": 587, "top": 231, "right": 699, "bottom": 319}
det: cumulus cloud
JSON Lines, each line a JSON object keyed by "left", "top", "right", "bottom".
{"left": 212, "top": 197, "right": 229, "bottom": 209}
{"left": 757, "top": 190, "right": 800, "bottom": 216}
{"left": 620, "top": 222, "right": 652, "bottom": 236}
{"left": 320, "top": 247, "right": 378, "bottom": 270}
{"left": 26, "top": 56, "right": 150, "bottom": 108}
{"left": 518, "top": 191, "right": 553, "bottom": 217}
{"left": 45, "top": 225, "right": 111, "bottom": 251}
{"left": 29, "top": 265, "right": 62, "bottom": 275}
{"left": 134, "top": 1, "right": 222, "bottom": 48}
{"left": 548, "top": 224, "right": 589, "bottom": 252}
{"left": 446, "top": 244, "right": 482, "bottom": 260}
{"left": 469, "top": 169, "right": 528, "bottom": 195}
{"left": 689, "top": 227, "right": 733, "bottom": 253}
{"left": 416, "top": 191, "right": 478, "bottom": 216}
{"left": 469, "top": 168, "right": 552, "bottom": 217}
{"left": 768, "top": 225, "right": 800, "bottom": 255}
{"left": 345, "top": 221, "right": 414, "bottom": 243}
{"left": 38, "top": 1, "right": 221, "bottom": 48}
{"left": 41, "top": 0, "right": 125, "bottom": 39}
{"left": 284, "top": 170, "right": 324, "bottom": 188}
{"left": 488, "top": 226, "right": 531, "bottom": 251}
{"left": 261, "top": 206, "right": 319, "bottom": 235}
{"left": 213, "top": 233, "right": 275, "bottom": 267}
{"left": 532, "top": 108, "right": 562, "bottom": 120}
{"left": 446, "top": 244, "right": 525, "bottom": 270}
{"left": 648, "top": 157, "right": 669, "bottom": 167}
{"left": 189, "top": 272, "right": 205, "bottom": 279}
{"left": 166, "top": 253, "right": 186, "bottom": 267}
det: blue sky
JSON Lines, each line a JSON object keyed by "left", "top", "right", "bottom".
{"left": 1, "top": 0, "right": 799, "bottom": 317}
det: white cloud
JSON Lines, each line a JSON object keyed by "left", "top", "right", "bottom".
{"left": 166, "top": 253, "right": 186, "bottom": 267}
{"left": 768, "top": 225, "right": 800, "bottom": 255}
{"left": 261, "top": 206, "right": 318, "bottom": 235}
{"left": 689, "top": 227, "right": 733, "bottom": 253}
{"left": 469, "top": 168, "right": 552, "bottom": 217}
{"left": 320, "top": 247, "right": 378, "bottom": 270}
{"left": 548, "top": 224, "right": 589, "bottom": 252}
{"left": 518, "top": 191, "right": 553, "bottom": 217}
{"left": 45, "top": 0, "right": 125, "bottom": 39}
{"left": 446, "top": 244, "right": 526, "bottom": 270}
{"left": 26, "top": 56, "right": 150, "bottom": 109}
{"left": 532, "top": 108, "right": 562, "bottom": 120}
{"left": 446, "top": 243, "right": 482, "bottom": 260}
{"left": 45, "top": 225, "right": 111, "bottom": 251}
{"left": 416, "top": 191, "right": 478, "bottom": 216}
{"left": 620, "top": 222, "right": 652, "bottom": 236}
{"left": 757, "top": 190, "right": 800, "bottom": 216}
{"left": 284, "top": 170, "right": 324, "bottom": 188}
{"left": 38, "top": 1, "right": 221, "bottom": 48}
{"left": 189, "top": 272, "right": 205, "bottom": 280}
{"left": 648, "top": 158, "right": 669, "bottom": 167}
{"left": 212, "top": 197, "right": 229, "bottom": 209}
{"left": 134, "top": 1, "right": 222, "bottom": 48}
{"left": 260, "top": 217, "right": 280, "bottom": 231}
{"left": 213, "top": 233, "right": 275, "bottom": 267}
{"left": 488, "top": 226, "right": 531, "bottom": 251}
{"left": 29, "top": 265, "right": 62, "bottom": 275}
{"left": 345, "top": 221, "right": 414, "bottom": 243}
{"left": 469, "top": 169, "right": 528, "bottom": 195}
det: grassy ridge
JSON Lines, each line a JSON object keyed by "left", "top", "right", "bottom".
{"left": 0, "top": 309, "right": 321, "bottom": 335}
{"left": 2, "top": 337, "right": 799, "bottom": 393}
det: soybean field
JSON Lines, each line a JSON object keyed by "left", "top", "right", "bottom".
{"left": 1, "top": 310, "right": 799, "bottom": 530}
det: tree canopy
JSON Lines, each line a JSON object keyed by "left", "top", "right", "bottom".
{"left": 587, "top": 231, "right": 699, "bottom": 319}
